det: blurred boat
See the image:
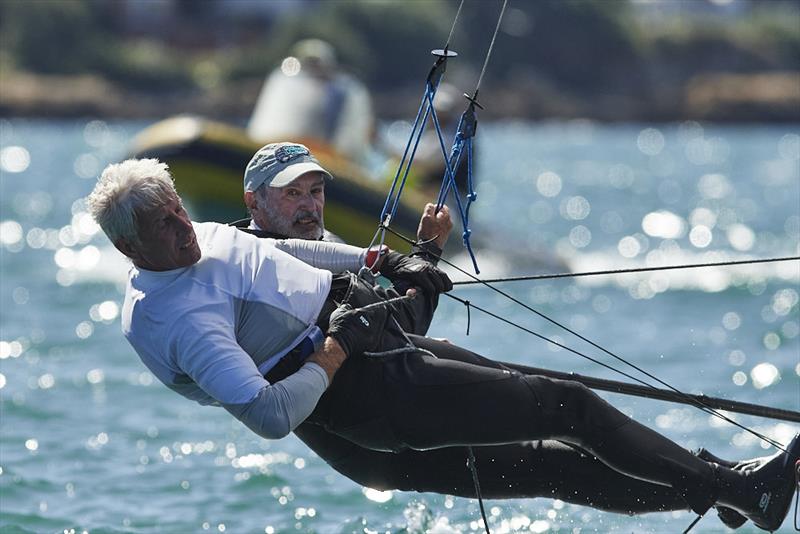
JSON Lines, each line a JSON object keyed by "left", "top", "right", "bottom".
{"left": 128, "top": 115, "right": 429, "bottom": 249}
{"left": 128, "top": 39, "right": 446, "bottom": 249}
{"left": 128, "top": 39, "right": 479, "bottom": 251}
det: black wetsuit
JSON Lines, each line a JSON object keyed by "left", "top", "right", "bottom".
{"left": 237, "top": 223, "right": 716, "bottom": 515}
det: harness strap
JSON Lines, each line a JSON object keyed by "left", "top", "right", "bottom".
{"left": 294, "top": 326, "right": 325, "bottom": 359}
{"left": 263, "top": 326, "right": 325, "bottom": 383}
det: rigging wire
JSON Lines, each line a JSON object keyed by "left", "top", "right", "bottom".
{"left": 444, "top": 292, "right": 686, "bottom": 388}
{"left": 368, "top": 3, "right": 508, "bottom": 529}
{"left": 445, "top": 265, "right": 789, "bottom": 451}
{"left": 382, "top": 224, "right": 789, "bottom": 451}
{"left": 432, "top": 0, "right": 509, "bottom": 274}
{"left": 445, "top": 0, "right": 465, "bottom": 50}
{"left": 369, "top": 36, "right": 457, "bottom": 255}
{"left": 374, "top": 0, "right": 510, "bottom": 275}
{"left": 466, "top": 446, "right": 490, "bottom": 534}
{"left": 473, "top": 0, "right": 507, "bottom": 98}
{"left": 451, "top": 255, "right": 800, "bottom": 286}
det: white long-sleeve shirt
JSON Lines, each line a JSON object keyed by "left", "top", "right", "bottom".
{"left": 121, "top": 222, "right": 364, "bottom": 438}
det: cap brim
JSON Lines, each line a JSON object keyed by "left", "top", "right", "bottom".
{"left": 269, "top": 162, "right": 333, "bottom": 188}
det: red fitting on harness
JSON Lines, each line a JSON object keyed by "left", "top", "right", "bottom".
{"left": 365, "top": 245, "right": 389, "bottom": 273}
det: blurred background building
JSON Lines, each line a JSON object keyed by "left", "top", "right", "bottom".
{"left": 0, "top": 0, "right": 797, "bottom": 122}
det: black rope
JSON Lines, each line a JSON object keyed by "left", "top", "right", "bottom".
{"left": 452, "top": 255, "right": 800, "bottom": 286}
{"left": 682, "top": 513, "right": 704, "bottom": 533}
{"left": 445, "top": 272, "right": 787, "bottom": 450}
{"left": 450, "top": 3, "right": 508, "bottom": 525}
{"left": 466, "top": 447, "right": 490, "bottom": 534}
{"left": 348, "top": 291, "right": 416, "bottom": 312}
{"left": 445, "top": 292, "right": 667, "bottom": 385}
{"left": 444, "top": 294, "right": 790, "bottom": 449}
{"left": 383, "top": 223, "right": 788, "bottom": 451}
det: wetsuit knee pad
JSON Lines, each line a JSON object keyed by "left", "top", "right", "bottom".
{"left": 525, "top": 376, "right": 630, "bottom": 441}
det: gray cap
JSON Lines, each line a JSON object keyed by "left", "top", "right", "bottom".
{"left": 243, "top": 142, "right": 332, "bottom": 192}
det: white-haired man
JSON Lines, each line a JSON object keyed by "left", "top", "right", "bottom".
{"left": 87, "top": 158, "right": 799, "bottom": 532}
{"left": 89, "top": 157, "right": 450, "bottom": 436}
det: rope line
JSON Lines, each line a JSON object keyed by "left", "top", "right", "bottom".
{"left": 431, "top": 0, "right": 508, "bottom": 273}
{"left": 467, "top": 446, "right": 490, "bottom": 534}
{"left": 373, "top": 5, "right": 509, "bottom": 527}
{"left": 432, "top": 100, "right": 480, "bottom": 272}
{"left": 372, "top": 33, "right": 458, "bottom": 252}
{"left": 445, "top": 292, "right": 677, "bottom": 387}
{"left": 443, "top": 283, "right": 787, "bottom": 451}
{"left": 377, "top": 78, "right": 439, "bottom": 234}
{"left": 682, "top": 513, "right": 704, "bottom": 533}
{"left": 465, "top": 299, "right": 471, "bottom": 335}
{"left": 382, "top": 224, "right": 788, "bottom": 451}
{"left": 474, "top": 0, "right": 508, "bottom": 97}
{"left": 377, "top": 0, "right": 509, "bottom": 273}
{"left": 445, "top": 0, "right": 465, "bottom": 50}
{"left": 451, "top": 256, "right": 800, "bottom": 286}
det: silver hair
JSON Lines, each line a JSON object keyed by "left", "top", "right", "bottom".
{"left": 249, "top": 184, "right": 269, "bottom": 217}
{"left": 87, "top": 158, "right": 177, "bottom": 244}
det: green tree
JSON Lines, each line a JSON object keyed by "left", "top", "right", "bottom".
{"left": 0, "top": 0, "right": 108, "bottom": 73}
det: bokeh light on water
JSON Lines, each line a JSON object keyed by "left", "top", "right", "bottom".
{"left": 1, "top": 119, "right": 797, "bottom": 533}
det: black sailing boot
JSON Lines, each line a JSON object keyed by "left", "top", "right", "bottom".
{"left": 713, "top": 432, "right": 800, "bottom": 532}
{"left": 695, "top": 448, "right": 768, "bottom": 529}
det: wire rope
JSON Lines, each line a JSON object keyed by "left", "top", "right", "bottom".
{"left": 451, "top": 256, "right": 800, "bottom": 285}
{"left": 382, "top": 224, "right": 789, "bottom": 451}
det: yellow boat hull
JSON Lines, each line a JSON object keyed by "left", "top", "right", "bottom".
{"left": 129, "top": 116, "right": 429, "bottom": 250}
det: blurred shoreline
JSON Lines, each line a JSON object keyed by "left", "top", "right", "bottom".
{"left": 3, "top": 0, "right": 798, "bottom": 125}
{"left": 2, "top": 69, "right": 798, "bottom": 124}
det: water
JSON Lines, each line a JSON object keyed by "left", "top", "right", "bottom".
{"left": 1, "top": 119, "right": 798, "bottom": 533}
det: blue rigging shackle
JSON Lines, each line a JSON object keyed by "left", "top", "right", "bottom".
{"left": 379, "top": 48, "right": 458, "bottom": 227}
{"left": 435, "top": 99, "right": 482, "bottom": 273}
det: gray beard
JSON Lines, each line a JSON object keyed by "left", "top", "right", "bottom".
{"left": 261, "top": 207, "right": 324, "bottom": 240}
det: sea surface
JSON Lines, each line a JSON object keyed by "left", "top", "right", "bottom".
{"left": 1, "top": 119, "right": 798, "bottom": 533}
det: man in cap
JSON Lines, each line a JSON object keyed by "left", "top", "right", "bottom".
{"left": 240, "top": 142, "right": 334, "bottom": 241}
{"left": 238, "top": 141, "right": 453, "bottom": 258}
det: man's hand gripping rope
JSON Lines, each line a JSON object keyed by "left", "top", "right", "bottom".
{"left": 327, "top": 300, "right": 390, "bottom": 358}
{"left": 379, "top": 252, "right": 453, "bottom": 295}
{"left": 327, "top": 294, "right": 421, "bottom": 357}
{"left": 327, "top": 294, "right": 444, "bottom": 361}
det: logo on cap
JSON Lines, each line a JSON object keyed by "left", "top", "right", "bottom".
{"left": 275, "top": 145, "right": 310, "bottom": 164}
